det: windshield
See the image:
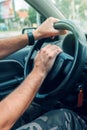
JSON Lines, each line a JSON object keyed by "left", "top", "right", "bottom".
{"left": 0, "top": 0, "right": 40, "bottom": 38}
{"left": 0, "top": 0, "right": 87, "bottom": 39}
{"left": 52, "top": 0, "right": 87, "bottom": 31}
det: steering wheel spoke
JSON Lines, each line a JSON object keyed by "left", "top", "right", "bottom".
{"left": 31, "top": 50, "right": 39, "bottom": 60}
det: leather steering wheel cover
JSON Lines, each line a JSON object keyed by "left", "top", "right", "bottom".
{"left": 24, "top": 20, "right": 87, "bottom": 99}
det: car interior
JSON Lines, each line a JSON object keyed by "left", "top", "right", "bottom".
{"left": 0, "top": 0, "right": 87, "bottom": 128}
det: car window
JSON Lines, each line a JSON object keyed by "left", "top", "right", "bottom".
{"left": 52, "top": 0, "right": 87, "bottom": 32}
{"left": 0, "top": 0, "right": 43, "bottom": 38}
{"left": 1, "top": 0, "right": 86, "bottom": 39}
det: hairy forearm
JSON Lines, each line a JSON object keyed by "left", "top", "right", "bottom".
{"left": 0, "top": 34, "right": 28, "bottom": 59}
{"left": 0, "top": 30, "right": 43, "bottom": 59}
{"left": 0, "top": 68, "right": 45, "bottom": 130}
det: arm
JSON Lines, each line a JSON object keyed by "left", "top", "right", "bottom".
{"left": 0, "top": 17, "right": 66, "bottom": 59}
{"left": 0, "top": 44, "right": 62, "bottom": 130}
{"left": 0, "top": 68, "right": 46, "bottom": 130}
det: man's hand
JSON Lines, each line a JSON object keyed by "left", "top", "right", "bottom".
{"left": 33, "top": 17, "right": 66, "bottom": 40}
{"left": 34, "top": 44, "right": 62, "bottom": 76}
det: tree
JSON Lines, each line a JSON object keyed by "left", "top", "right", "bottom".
{"left": 79, "top": 1, "right": 87, "bottom": 20}
{"left": 0, "top": 18, "right": 4, "bottom": 23}
{"left": 28, "top": 7, "right": 36, "bottom": 24}
{"left": 54, "top": 0, "right": 71, "bottom": 19}
{"left": 54, "top": 0, "right": 87, "bottom": 21}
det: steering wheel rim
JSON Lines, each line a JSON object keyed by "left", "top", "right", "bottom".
{"left": 24, "top": 20, "right": 87, "bottom": 99}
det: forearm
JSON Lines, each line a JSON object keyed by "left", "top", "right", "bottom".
{"left": 0, "top": 68, "right": 45, "bottom": 130}
{"left": 0, "top": 34, "right": 29, "bottom": 59}
{"left": 0, "top": 31, "right": 43, "bottom": 59}
{"left": 0, "top": 17, "right": 63, "bottom": 59}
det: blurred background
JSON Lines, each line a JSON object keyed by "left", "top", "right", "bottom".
{"left": 0, "top": 0, "right": 42, "bottom": 38}
{"left": 0, "top": 0, "right": 87, "bottom": 38}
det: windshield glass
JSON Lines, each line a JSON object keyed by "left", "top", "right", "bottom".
{"left": 0, "top": 0, "right": 42, "bottom": 38}
{"left": 52, "top": 0, "right": 87, "bottom": 31}
{"left": 0, "top": 0, "right": 87, "bottom": 39}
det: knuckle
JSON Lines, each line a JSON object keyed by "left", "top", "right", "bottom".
{"left": 49, "top": 54, "right": 54, "bottom": 59}
{"left": 41, "top": 48, "right": 46, "bottom": 53}
{"left": 49, "top": 17, "right": 53, "bottom": 19}
{"left": 48, "top": 17, "right": 53, "bottom": 21}
{"left": 46, "top": 44, "right": 51, "bottom": 47}
{"left": 53, "top": 45, "right": 57, "bottom": 48}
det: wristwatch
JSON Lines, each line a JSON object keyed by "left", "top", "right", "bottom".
{"left": 27, "top": 32, "right": 35, "bottom": 45}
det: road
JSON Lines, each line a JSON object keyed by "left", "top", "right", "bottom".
{"left": 0, "top": 31, "right": 22, "bottom": 39}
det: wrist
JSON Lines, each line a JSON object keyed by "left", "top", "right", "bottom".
{"left": 32, "top": 67, "right": 47, "bottom": 80}
{"left": 27, "top": 32, "right": 35, "bottom": 45}
{"left": 33, "top": 30, "right": 42, "bottom": 41}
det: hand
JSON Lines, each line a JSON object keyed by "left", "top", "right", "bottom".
{"left": 33, "top": 17, "right": 66, "bottom": 40}
{"left": 34, "top": 44, "right": 62, "bottom": 76}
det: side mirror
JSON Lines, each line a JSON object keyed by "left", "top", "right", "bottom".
{"left": 22, "top": 27, "right": 36, "bottom": 34}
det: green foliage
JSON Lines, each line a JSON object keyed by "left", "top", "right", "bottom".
{"left": 79, "top": 1, "right": 87, "bottom": 20}
{"left": 55, "top": 0, "right": 71, "bottom": 18}
{"left": 28, "top": 7, "right": 36, "bottom": 24}
{"left": 54, "top": 0, "right": 87, "bottom": 20}
{"left": 0, "top": 18, "right": 4, "bottom": 23}
{"left": 15, "top": 12, "right": 20, "bottom": 22}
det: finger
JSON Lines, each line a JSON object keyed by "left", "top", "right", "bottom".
{"left": 42, "top": 44, "right": 62, "bottom": 53}
{"left": 47, "top": 17, "right": 59, "bottom": 23}
{"left": 46, "top": 45, "right": 62, "bottom": 57}
{"left": 58, "top": 30, "right": 67, "bottom": 35}
{"left": 41, "top": 44, "right": 52, "bottom": 50}
{"left": 47, "top": 44, "right": 62, "bottom": 51}
{"left": 51, "top": 28, "right": 67, "bottom": 36}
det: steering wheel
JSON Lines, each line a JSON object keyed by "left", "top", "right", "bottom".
{"left": 24, "top": 20, "right": 87, "bottom": 99}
